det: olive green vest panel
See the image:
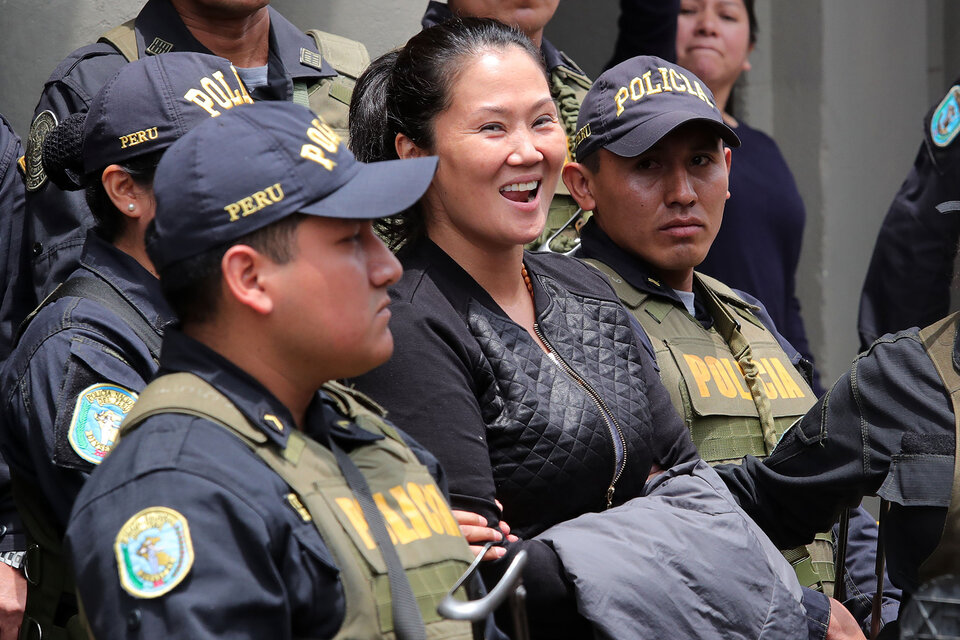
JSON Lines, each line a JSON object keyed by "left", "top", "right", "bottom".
{"left": 97, "top": 23, "right": 367, "bottom": 141}
{"left": 585, "top": 260, "right": 835, "bottom": 593}
{"left": 121, "top": 373, "right": 473, "bottom": 639}
{"left": 535, "top": 58, "right": 593, "bottom": 253}
{"left": 918, "top": 312, "right": 960, "bottom": 584}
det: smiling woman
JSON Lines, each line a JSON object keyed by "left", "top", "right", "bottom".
{"left": 348, "top": 17, "right": 810, "bottom": 640}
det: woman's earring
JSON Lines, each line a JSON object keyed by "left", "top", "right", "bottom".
{"left": 127, "top": 203, "right": 136, "bottom": 212}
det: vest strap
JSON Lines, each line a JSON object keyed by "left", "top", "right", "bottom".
{"left": 918, "top": 312, "right": 960, "bottom": 582}
{"left": 98, "top": 19, "right": 139, "bottom": 62}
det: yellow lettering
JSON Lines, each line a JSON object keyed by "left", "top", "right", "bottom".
{"left": 252, "top": 191, "right": 272, "bottom": 209}
{"left": 212, "top": 70, "right": 245, "bottom": 107}
{"left": 722, "top": 358, "right": 752, "bottom": 399}
{"left": 657, "top": 67, "right": 672, "bottom": 91}
{"left": 669, "top": 68, "right": 687, "bottom": 93}
{"left": 683, "top": 354, "right": 712, "bottom": 397}
{"left": 334, "top": 497, "right": 376, "bottom": 550}
{"left": 643, "top": 70, "right": 663, "bottom": 95}
{"left": 374, "top": 493, "right": 418, "bottom": 545}
{"left": 201, "top": 76, "right": 233, "bottom": 109}
{"left": 300, "top": 144, "right": 336, "bottom": 170}
{"left": 308, "top": 118, "right": 341, "bottom": 153}
{"left": 679, "top": 72, "right": 699, "bottom": 96}
{"left": 629, "top": 77, "right": 644, "bottom": 101}
{"left": 408, "top": 483, "right": 446, "bottom": 535}
{"left": 705, "top": 356, "right": 737, "bottom": 399}
{"left": 238, "top": 197, "right": 257, "bottom": 216}
{"left": 614, "top": 87, "right": 629, "bottom": 117}
{"left": 184, "top": 88, "right": 220, "bottom": 117}
{"left": 265, "top": 183, "right": 284, "bottom": 203}
{"left": 760, "top": 358, "right": 790, "bottom": 398}
{"left": 422, "top": 484, "right": 461, "bottom": 537}
{"left": 754, "top": 360, "right": 779, "bottom": 399}
{"left": 390, "top": 486, "right": 432, "bottom": 540}
{"left": 224, "top": 203, "right": 242, "bottom": 222}
{"left": 119, "top": 135, "right": 130, "bottom": 149}
{"left": 693, "top": 81, "right": 714, "bottom": 108}
{"left": 135, "top": 131, "right": 147, "bottom": 144}
{"left": 770, "top": 358, "right": 806, "bottom": 399}
{"left": 229, "top": 65, "right": 254, "bottom": 105}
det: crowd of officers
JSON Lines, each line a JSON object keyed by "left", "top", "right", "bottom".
{"left": 0, "top": 1, "right": 958, "bottom": 639}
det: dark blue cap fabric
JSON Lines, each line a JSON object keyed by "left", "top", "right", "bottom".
{"left": 82, "top": 52, "right": 253, "bottom": 174}
{"left": 574, "top": 55, "right": 740, "bottom": 161}
{"left": 148, "top": 102, "right": 438, "bottom": 271}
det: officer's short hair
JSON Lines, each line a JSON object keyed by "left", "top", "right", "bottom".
{"left": 158, "top": 213, "right": 306, "bottom": 326}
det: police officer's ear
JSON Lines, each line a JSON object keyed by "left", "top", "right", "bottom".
{"left": 562, "top": 161, "right": 597, "bottom": 213}
{"left": 395, "top": 133, "right": 428, "bottom": 160}
{"left": 220, "top": 245, "right": 276, "bottom": 316}
{"left": 101, "top": 164, "right": 153, "bottom": 222}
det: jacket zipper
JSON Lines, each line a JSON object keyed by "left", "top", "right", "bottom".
{"left": 533, "top": 322, "right": 627, "bottom": 508}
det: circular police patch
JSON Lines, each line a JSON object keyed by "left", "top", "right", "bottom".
{"left": 24, "top": 110, "right": 57, "bottom": 192}
{"left": 68, "top": 383, "right": 138, "bottom": 465}
{"left": 115, "top": 507, "right": 194, "bottom": 599}
{"left": 931, "top": 86, "right": 960, "bottom": 148}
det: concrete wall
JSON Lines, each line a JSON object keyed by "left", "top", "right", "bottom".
{"left": 1, "top": 0, "right": 957, "bottom": 384}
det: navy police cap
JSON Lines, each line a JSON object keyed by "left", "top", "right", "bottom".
{"left": 574, "top": 55, "right": 740, "bottom": 161}
{"left": 148, "top": 101, "right": 438, "bottom": 271}
{"left": 82, "top": 51, "right": 253, "bottom": 175}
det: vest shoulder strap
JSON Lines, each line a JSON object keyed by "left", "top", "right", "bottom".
{"left": 694, "top": 272, "right": 760, "bottom": 312}
{"left": 555, "top": 51, "right": 592, "bottom": 89}
{"left": 304, "top": 29, "right": 370, "bottom": 80}
{"left": 581, "top": 258, "right": 649, "bottom": 309}
{"left": 16, "top": 275, "right": 162, "bottom": 360}
{"left": 120, "top": 372, "right": 268, "bottom": 445}
{"left": 918, "top": 312, "right": 960, "bottom": 582}
{"left": 97, "top": 19, "right": 139, "bottom": 62}
{"left": 321, "top": 381, "right": 405, "bottom": 443}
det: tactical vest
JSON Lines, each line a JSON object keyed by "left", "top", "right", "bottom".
{"left": 534, "top": 55, "right": 593, "bottom": 253}
{"left": 918, "top": 312, "right": 960, "bottom": 584}
{"left": 98, "top": 22, "right": 368, "bottom": 140}
{"left": 119, "top": 373, "right": 474, "bottom": 639}
{"left": 586, "top": 260, "right": 835, "bottom": 594}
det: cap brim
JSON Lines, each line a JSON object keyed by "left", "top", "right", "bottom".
{"left": 300, "top": 156, "right": 438, "bottom": 220}
{"left": 605, "top": 111, "right": 741, "bottom": 158}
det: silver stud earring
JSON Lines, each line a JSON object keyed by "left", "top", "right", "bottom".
{"left": 127, "top": 203, "right": 135, "bottom": 212}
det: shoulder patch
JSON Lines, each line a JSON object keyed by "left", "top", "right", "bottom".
{"left": 24, "top": 110, "right": 58, "bottom": 192}
{"left": 115, "top": 506, "right": 194, "bottom": 599}
{"left": 68, "top": 383, "right": 138, "bottom": 464}
{"left": 931, "top": 86, "right": 960, "bottom": 148}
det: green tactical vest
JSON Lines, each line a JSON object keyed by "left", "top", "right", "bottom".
{"left": 586, "top": 260, "right": 835, "bottom": 594}
{"left": 533, "top": 55, "right": 593, "bottom": 253}
{"left": 918, "top": 312, "right": 960, "bottom": 584}
{"left": 117, "top": 373, "right": 474, "bottom": 639}
{"left": 98, "top": 22, "right": 368, "bottom": 141}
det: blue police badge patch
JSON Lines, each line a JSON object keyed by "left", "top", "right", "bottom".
{"left": 115, "top": 507, "right": 194, "bottom": 598}
{"left": 932, "top": 86, "right": 960, "bottom": 147}
{"left": 68, "top": 383, "right": 138, "bottom": 464}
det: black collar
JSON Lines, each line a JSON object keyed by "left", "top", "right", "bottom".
{"left": 158, "top": 329, "right": 381, "bottom": 449}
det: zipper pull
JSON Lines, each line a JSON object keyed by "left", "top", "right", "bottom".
{"left": 606, "top": 485, "right": 615, "bottom": 509}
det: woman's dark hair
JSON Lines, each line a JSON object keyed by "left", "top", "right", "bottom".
{"left": 349, "top": 17, "right": 545, "bottom": 250}
{"left": 42, "top": 112, "right": 162, "bottom": 243}
{"left": 744, "top": 0, "right": 758, "bottom": 46}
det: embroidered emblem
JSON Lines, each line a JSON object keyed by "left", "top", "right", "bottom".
{"left": 300, "top": 47, "right": 323, "bottom": 71}
{"left": 286, "top": 493, "right": 312, "bottom": 522}
{"left": 115, "top": 507, "right": 194, "bottom": 598}
{"left": 24, "top": 110, "right": 58, "bottom": 192}
{"left": 68, "top": 383, "right": 138, "bottom": 464}
{"left": 145, "top": 37, "right": 174, "bottom": 56}
{"left": 932, "top": 86, "right": 960, "bottom": 147}
{"left": 263, "top": 413, "right": 284, "bottom": 432}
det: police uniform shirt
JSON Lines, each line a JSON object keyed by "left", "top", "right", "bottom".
{"left": 65, "top": 329, "right": 449, "bottom": 639}
{"left": 858, "top": 77, "right": 960, "bottom": 351}
{"left": 716, "top": 326, "right": 955, "bottom": 597}
{"left": 0, "top": 231, "right": 171, "bottom": 532}
{"left": 25, "top": 0, "right": 338, "bottom": 301}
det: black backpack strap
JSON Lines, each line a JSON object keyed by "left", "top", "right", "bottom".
{"left": 17, "top": 277, "right": 162, "bottom": 360}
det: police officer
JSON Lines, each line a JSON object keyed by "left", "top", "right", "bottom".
{"left": 858, "top": 79, "right": 960, "bottom": 351}
{"left": 0, "top": 113, "right": 28, "bottom": 640}
{"left": 562, "top": 55, "right": 898, "bottom": 636}
{"left": 23, "top": 0, "right": 370, "bottom": 304}
{"left": 65, "top": 101, "right": 477, "bottom": 639}
{"left": 0, "top": 52, "right": 253, "bottom": 640}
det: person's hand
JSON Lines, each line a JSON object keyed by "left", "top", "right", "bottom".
{"left": 452, "top": 505, "right": 519, "bottom": 561}
{"left": 826, "top": 597, "right": 866, "bottom": 640}
{"left": 0, "top": 563, "right": 26, "bottom": 639}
